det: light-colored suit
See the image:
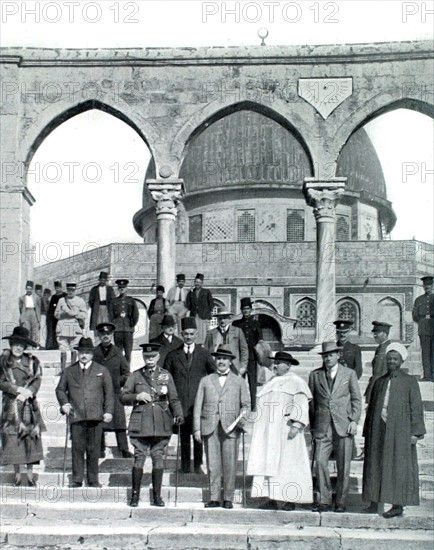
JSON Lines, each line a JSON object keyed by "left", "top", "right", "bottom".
{"left": 204, "top": 325, "right": 248, "bottom": 373}
{"left": 194, "top": 370, "right": 250, "bottom": 502}
{"left": 18, "top": 293, "right": 41, "bottom": 343}
{"left": 308, "top": 365, "right": 362, "bottom": 506}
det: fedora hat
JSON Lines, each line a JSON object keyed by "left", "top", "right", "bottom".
{"left": 318, "top": 341, "right": 341, "bottom": 355}
{"left": 273, "top": 351, "right": 299, "bottom": 365}
{"left": 160, "top": 315, "right": 176, "bottom": 327}
{"left": 2, "top": 326, "right": 37, "bottom": 348}
{"left": 211, "top": 347, "right": 236, "bottom": 360}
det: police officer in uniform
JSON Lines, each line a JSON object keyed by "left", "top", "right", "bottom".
{"left": 365, "top": 321, "right": 392, "bottom": 403}
{"left": 412, "top": 275, "right": 434, "bottom": 381}
{"left": 334, "top": 320, "right": 363, "bottom": 379}
{"left": 232, "top": 297, "right": 264, "bottom": 411}
{"left": 111, "top": 279, "right": 139, "bottom": 364}
{"left": 121, "top": 343, "right": 184, "bottom": 508}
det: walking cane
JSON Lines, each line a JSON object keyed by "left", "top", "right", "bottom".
{"left": 62, "top": 415, "right": 69, "bottom": 487}
{"left": 174, "top": 424, "right": 181, "bottom": 507}
{"left": 242, "top": 430, "right": 246, "bottom": 508}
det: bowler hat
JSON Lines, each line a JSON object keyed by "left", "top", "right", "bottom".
{"left": 96, "top": 322, "right": 116, "bottom": 333}
{"left": 160, "top": 315, "right": 176, "bottom": 327}
{"left": 74, "top": 337, "right": 95, "bottom": 351}
{"left": 371, "top": 321, "right": 392, "bottom": 333}
{"left": 176, "top": 274, "right": 185, "bottom": 282}
{"left": 333, "top": 319, "right": 353, "bottom": 332}
{"left": 240, "top": 297, "right": 253, "bottom": 309}
{"left": 211, "top": 347, "right": 236, "bottom": 360}
{"left": 318, "top": 341, "right": 341, "bottom": 355}
{"left": 140, "top": 342, "right": 161, "bottom": 355}
{"left": 421, "top": 276, "right": 433, "bottom": 284}
{"left": 273, "top": 351, "right": 299, "bottom": 365}
{"left": 2, "top": 326, "right": 37, "bottom": 348}
{"left": 181, "top": 317, "right": 197, "bottom": 331}
{"left": 116, "top": 279, "right": 129, "bottom": 287}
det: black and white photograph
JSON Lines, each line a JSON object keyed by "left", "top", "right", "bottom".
{"left": 0, "top": 0, "right": 433, "bottom": 548}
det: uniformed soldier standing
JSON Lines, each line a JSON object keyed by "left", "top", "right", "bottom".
{"left": 364, "top": 321, "right": 392, "bottom": 403}
{"left": 334, "top": 320, "right": 363, "bottom": 379}
{"left": 412, "top": 275, "right": 434, "bottom": 381}
{"left": 120, "top": 343, "right": 184, "bottom": 508}
{"left": 111, "top": 279, "right": 139, "bottom": 364}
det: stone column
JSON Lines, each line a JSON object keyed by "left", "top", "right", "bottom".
{"left": 303, "top": 178, "right": 346, "bottom": 345}
{"left": 147, "top": 179, "right": 184, "bottom": 293}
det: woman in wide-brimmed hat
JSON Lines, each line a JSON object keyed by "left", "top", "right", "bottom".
{"left": 0, "top": 327, "right": 46, "bottom": 486}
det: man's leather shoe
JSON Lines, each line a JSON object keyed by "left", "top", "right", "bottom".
{"left": 334, "top": 504, "right": 346, "bottom": 513}
{"left": 69, "top": 482, "right": 82, "bottom": 488}
{"left": 281, "top": 502, "right": 296, "bottom": 511}
{"left": 151, "top": 496, "right": 165, "bottom": 507}
{"left": 383, "top": 505, "right": 403, "bottom": 518}
{"left": 129, "top": 491, "right": 140, "bottom": 507}
{"left": 204, "top": 500, "right": 220, "bottom": 508}
{"left": 259, "top": 499, "right": 278, "bottom": 510}
{"left": 27, "top": 478, "right": 37, "bottom": 487}
{"left": 312, "top": 503, "right": 332, "bottom": 512}
{"left": 363, "top": 502, "right": 378, "bottom": 514}
{"left": 121, "top": 450, "right": 133, "bottom": 459}
{"left": 88, "top": 482, "right": 102, "bottom": 488}
{"left": 223, "top": 501, "right": 233, "bottom": 509}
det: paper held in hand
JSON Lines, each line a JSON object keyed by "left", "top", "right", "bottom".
{"left": 226, "top": 409, "right": 247, "bottom": 434}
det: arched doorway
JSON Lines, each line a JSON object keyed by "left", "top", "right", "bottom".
{"left": 257, "top": 314, "right": 281, "bottom": 344}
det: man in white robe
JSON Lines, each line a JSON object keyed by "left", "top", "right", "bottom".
{"left": 247, "top": 351, "right": 313, "bottom": 510}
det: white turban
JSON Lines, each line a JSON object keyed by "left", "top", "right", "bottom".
{"left": 386, "top": 342, "right": 408, "bottom": 362}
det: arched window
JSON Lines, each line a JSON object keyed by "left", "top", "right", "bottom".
{"left": 296, "top": 299, "right": 316, "bottom": 329}
{"left": 336, "top": 215, "right": 350, "bottom": 241}
{"left": 337, "top": 299, "right": 360, "bottom": 332}
{"left": 252, "top": 300, "right": 278, "bottom": 313}
{"left": 237, "top": 210, "right": 256, "bottom": 242}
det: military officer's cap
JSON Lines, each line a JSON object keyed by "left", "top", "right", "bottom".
{"left": 157, "top": 285, "right": 165, "bottom": 293}
{"left": 421, "top": 276, "right": 433, "bottom": 284}
{"left": 35, "top": 284, "right": 42, "bottom": 291}
{"left": 66, "top": 282, "right": 77, "bottom": 289}
{"left": 240, "top": 297, "right": 253, "bottom": 309}
{"left": 160, "top": 315, "right": 176, "bottom": 327}
{"left": 99, "top": 271, "right": 108, "bottom": 280}
{"left": 115, "top": 279, "right": 129, "bottom": 287}
{"left": 272, "top": 351, "right": 300, "bottom": 365}
{"left": 176, "top": 274, "right": 185, "bottom": 282}
{"left": 181, "top": 317, "right": 197, "bottom": 331}
{"left": 211, "top": 347, "right": 236, "bottom": 360}
{"left": 214, "top": 309, "right": 232, "bottom": 318}
{"left": 96, "top": 322, "right": 116, "bottom": 333}
{"left": 371, "top": 321, "right": 392, "bottom": 333}
{"left": 333, "top": 319, "right": 353, "bottom": 332}
{"left": 195, "top": 273, "right": 204, "bottom": 281}
{"left": 140, "top": 342, "right": 161, "bottom": 355}
{"left": 25, "top": 280, "right": 34, "bottom": 288}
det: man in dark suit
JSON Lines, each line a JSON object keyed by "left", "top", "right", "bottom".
{"left": 194, "top": 348, "right": 250, "bottom": 509}
{"left": 111, "top": 279, "right": 139, "bottom": 364}
{"left": 93, "top": 322, "right": 132, "bottom": 458}
{"left": 186, "top": 273, "right": 214, "bottom": 344}
{"left": 334, "top": 320, "right": 363, "bottom": 379}
{"left": 309, "top": 341, "right": 362, "bottom": 513}
{"left": 164, "top": 317, "right": 215, "bottom": 473}
{"left": 365, "top": 321, "right": 392, "bottom": 403}
{"left": 412, "top": 275, "right": 434, "bottom": 381}
{"left": 46, "top": 281, "right": 66, "bottom": 350}
{"left": 121, "top": 343, "right": 184, "bottom": 507}
{"left": 232, "top": 297, "right": 264, "bottom": 411}
{"left": 55, "top": 337, "right": 114, "bottom": 488}
{"left": 150, "top": 314, "right": 183, "bottom": 367}
{"left": 88, "top": 272, "right": 115, "bottom": 336}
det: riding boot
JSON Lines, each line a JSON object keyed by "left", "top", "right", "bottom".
{"left": 151, "top": 468, "right": 165, "bottom": 507}
{"left": 129, "top": 467, "right": 143, "bottom": 507}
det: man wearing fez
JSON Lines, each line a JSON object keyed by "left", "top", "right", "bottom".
{"left": 18, "top": 280, "right": 41, "bottom": 346}
{"left": 93, "top": 323, "right": 132, "bottom": 459}
{"left": 150, "top": 314, "right": 183, "bottom": 367}
{"left": 120, "top": 343, "right": 183, "bottom": 507}
{"left": 164, "top": 317, "right": 215, "bottom": 474}
{"left": 54, "top": 282, "right": 87, "bottom": 357}
{"left": 88, "top": 272, "right": 115, "bottom": 336}
{"left": 334, "top": 320, "right": 363, "bottom": 379}
{"left": 363, "top": 342, "right": 426, "bottom": 518}
{"left": 248, "top": 351, "right": 313, "bottom": 511}
{"left": 46, "top": 281, "right": 66, "bottom": 350}
{"left": 309, "top": 341, "right": 362, "bottom": 513}
{"left": 232, "top": 297, "right": 264, "bottom": 411}
{"left": 55, "top": 337, "right": 114, "bottom": 488}
{"left": 365, "top": 321, "right": 392, "bottom": 403}
{"left": 112, "top": 279, "right": 139, "bottom": 364}
{"left": 194, "top": 348, "right": 250, "bottom": 509}
{"left": 166, "top": 273, "right": 189, "bottom": 334}
{"left": 412, "top": 275, "right": 434, "bottom": 381}
{"left": 186, "top": 273, "right": 214, "bottom": 344}
{"left": 204, "top": 309, "right": 248, "bottom": 375}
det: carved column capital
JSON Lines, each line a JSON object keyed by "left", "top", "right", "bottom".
{"left": 303, "top": 178, "right": 346, "bottom": 221}
{"left": 147, "top": 179, "right": 184, "bottom": 219}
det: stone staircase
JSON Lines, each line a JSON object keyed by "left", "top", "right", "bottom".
{"left": 0, "top": 351, "right": 433, "bottom": 549}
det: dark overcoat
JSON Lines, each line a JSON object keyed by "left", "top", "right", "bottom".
{"left": 92, "top": 344, "right": 130, "bottom": 430}
{"left": 111, "top": 295, "right": 139, "bottom": 332}
{"left": 338, "top": 341, "right": 363, "bottom": 379}
{"left": 46, "top": 292, "right": 66, "bottom": 349}
{"left": 88, "top": 284, "right": 115, "bottom": 330}
{"left": 363, "top": 369, "right": 426, "bottom": 506}
{"left": 164, "top": 344, "right": 215, "bottom": 417}
{"left": 55, "top": 361, "right": 115, "bottom": 424}
{"left": 185, "top": 288, "right": 214, "bottom": 320}
{"left": 365, "top": 339, "right": 391, "bottom": 403}
{"left": 150, "top": 332, "right": 184, "bottom": 367}
{"left": 120, "top": 366, "right": 183, "bottom": 438}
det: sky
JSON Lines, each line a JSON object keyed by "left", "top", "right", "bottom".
{"left": 1, "top": 0, "right": 433, "bottom": 264}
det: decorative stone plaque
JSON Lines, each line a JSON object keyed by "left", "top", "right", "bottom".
{"left": 298, "top": 77, "right": 353, "bottom": 119}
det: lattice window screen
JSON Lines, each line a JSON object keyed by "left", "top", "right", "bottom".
{"left": 296, "top": 301, "right": 316, "bottom": 328}
{"left": 336, "top": 216, "right": 350, "bottom": 241}
{"left": 204, "top": 211, "right": 234, "bottom": 242}
{"left": 287, "top": 210, "right": 305, "bottom": 242}
{"left": 237, "top": 210, "right": 256, "bottom": 242}
{"left": 337, "top": 301, "right": 359, "bottom": 331}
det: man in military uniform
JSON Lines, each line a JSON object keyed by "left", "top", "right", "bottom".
{"left": 334, "top": 320, "right": 363, "bottom": 379}
{"left": 412, "top": 275, "right": 434, "bottom": 381}
{"left": 54, "top": 282, "right": 87, "bottom": 353}
{"left": 88, "top": 272, "right": 115, "bottom": 337}
{"left": 111, "top": 279, "right": 139, "bottom": 364}
{"left": 46, "top": 281, "right": 66, "bottom": 350}
{"left": 93, "top": 322, "right": 132, "bottom": 458}
{"left": 232, "top": 298, "right": 264, "bottom": 411}
{"left": 364, "top": 321, "right": 392, "bottom": 403}
{"left": 120, "top": 343, "right": 184, "bottom": 508}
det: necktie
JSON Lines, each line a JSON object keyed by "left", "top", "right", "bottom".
{"left": 186, "top": 346, "right": 193, "bottom": 369}
{"left": 326, "top": 370, "right": 333, "bottom": 390}
{"left": 220, "top": 328, "right": 228, "bottom": 344}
